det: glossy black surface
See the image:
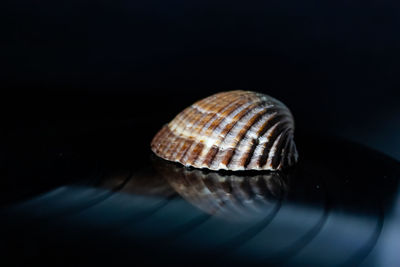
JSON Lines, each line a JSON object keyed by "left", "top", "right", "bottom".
{"left": 2, "top": 115, "right": 400, "bottom": 266}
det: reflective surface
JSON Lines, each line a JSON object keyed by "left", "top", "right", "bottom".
{"left": 1, "top": 117, "right": 400, "bottom": 266}
{"left": 154, "top": 157, "right": 288, "bottom": 221}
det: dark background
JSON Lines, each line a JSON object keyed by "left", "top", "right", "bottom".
{"left": 3, "top": 0, "right": 400, "bottom": 160}
{"left": 2, "top": 2, "right": 400, "bottom": 266}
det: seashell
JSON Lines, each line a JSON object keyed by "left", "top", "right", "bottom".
{"left": 151, "top": 90, "right": 298, "bottom": 171}
{"left": 153, "top": 158, "right": 287, "bottom": 220}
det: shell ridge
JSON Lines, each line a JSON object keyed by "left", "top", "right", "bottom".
{"left": 270, "top": 129, "right": 291, "bottom": 169}
{"left": 176, "top": 94, "right": 245, "bottom": 160}
{"left": 256, "top": 114, "right": 290, "bottom": 142}
{"left": 224, "top": 106, "right": 272, "bottom": 169}
{"left": 212, "top": 103, "right": 267, "bottom": 166}
{"left": 265, "top": 131, "right": 286, "bottom": 168}
{"left": 175, "top": 139, "right": 194, "bottom": 165}
{"left": 169, "top": 91, "right": 229, "bottom": 134}
{"left": 168, "top": 93, "right": 234, "bottom": 160}
{"left": 227, "top": 106, "right": 279, "bottom": 169}
{"left": 178, "top": 95, "right": 250, "bottom": 165}
{"left": 183, "top": 99, "right": 256, "bottom": 165}
{"left": 195, "top": 94, "right": 249, "bottom": 141}
{"left": 242, "top": 109, "right": 278, "bottom": 140}
{"left": 243, "top": 138, "right": 259, "bottom": 168}
{"left": 159, "top": 108, "right": 194, "bottom": 156}
{"left": 257, "top": 121, "right": 290, "bottom": 168}
{"left": 153, "top": 126, "right": 173, "bottom": 155}
{"left": 170, "top": 94, "right": 225, "bottom": 136}
{"left": 151, "top": 125, "right": 168, "bottom": 153}
{"left": 247, "top": 119, "right": 285, "bottom": 168}
{"left": 170, "top": 110, "right": 217, "bottom": 161}
{"left": 264, "top": 126, "right": 291, "bottom": 168}
{"left": 278, "top": 133, "right": 292, "bottom": 169}
{"left": 151, "top": 90, "right": 297, "bottom": 171}
{"left": 236, "top": 111, "right": 281, "bottom": 168}
{"left": 210, "top": 100, "right": 266, "bottom": 169}
{"left": 169, "top": 110, "right": 214, "bottom": 159}
{"left": 200, "top": 96, "right": 249, "bottom": 138}
{"left": 168, "top": 107, "right": 197, "bottom": 132}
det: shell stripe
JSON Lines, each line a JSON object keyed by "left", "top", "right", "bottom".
{"left": 228, "top": 107, "right": 278, "bottom": 169}
{"left": 151, "top": 90, "right": 297, "bottom": 171}
{"left": 278, "top": 133, "right": 292, "bottom": 169}
{"left": 165, "top": 92, "right": 235, "bottom": 160}
{"left": 182, "top": 98, "right": 256, "bottom": 164}
{"left": 208, "top": 101, "right": 266, "bottom": 169}
{"left": 270, "top": 129, "right": 290, "bottom": 169}
{"left": 239, "top": 112, "right": 281, "bottom": 168}
{"left": 224, "top": 106, "right": 273, "bottom": 169}
{"left": 178, "top": 94, "right": 251, "bottom": 164}
{"left": 258, "top": 121, "right": 291, "bottom": 167}
{"left": 172, "top": 96, "right": 231, "bottom": 162}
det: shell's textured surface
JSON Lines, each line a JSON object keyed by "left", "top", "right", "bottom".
{"left": 151, "top": 90, "right": 298, "bottom": 171}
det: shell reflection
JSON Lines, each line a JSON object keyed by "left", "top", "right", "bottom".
{"left": 154, "top": 159, "right": 289, "bottom": 221}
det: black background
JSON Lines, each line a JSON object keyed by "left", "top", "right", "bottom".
{"left": 3, "top": 0, "right": 400, "bottom": 159}
{"left": 2, "top": 2, "right": 400, "bottom": 266}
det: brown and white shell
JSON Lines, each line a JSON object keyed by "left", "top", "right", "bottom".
{"left": 151, "top": 90, "right": 298, "bottom": 171}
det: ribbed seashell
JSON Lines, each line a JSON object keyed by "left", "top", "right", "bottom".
{"left": 151, "top": 90, "right": 298, "bottom": 171}
{"left": 153, "top": 158, "right": 287, "bottom": 220}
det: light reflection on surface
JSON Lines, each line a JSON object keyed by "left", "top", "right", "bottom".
{"left": 154, "top": 158, "right": 287, "bottom": 221}
{"left": 1, "top": 134, "right": 400, "bottom": 266}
